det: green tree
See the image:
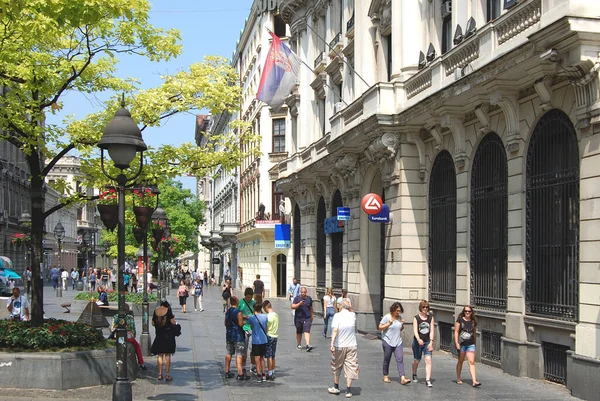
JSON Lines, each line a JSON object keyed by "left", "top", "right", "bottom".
{"left": 0, "top": 0, "right": 257, "bottom": 325}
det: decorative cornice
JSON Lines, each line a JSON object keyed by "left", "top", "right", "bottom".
{"left": 364, "top": 132, "right": 397, "bottom": 164}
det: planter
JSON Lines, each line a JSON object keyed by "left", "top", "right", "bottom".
{"left": 0, "top": 347, "right": 139, "bottom": 390}
{"left": 133, "top": 206, "right": 155, "bottom": 231}
{"left": 152, "top": 227, "right": 165, "bottom": 244}
{"left": 132, "top": 226, "right": 146, "bottom": 244}
{"left": 97, "top": 204, "right": 118, "bottom": 231}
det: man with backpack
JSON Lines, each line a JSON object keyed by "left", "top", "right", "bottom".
{"left": 222, "top": 279, "right": 233, "bottom": 313}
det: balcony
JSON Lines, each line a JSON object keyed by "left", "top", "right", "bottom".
{"left": 314, "top": 51, "right": 327, "bottom": 73}
{"left": 328, "top": 32, "right": 343, "bottom": 58}
{"left": 346, "top": 14, "right": 355, "bottom": 39}
{"left": 404, "top": 0, "right": 542, "bottom": 101}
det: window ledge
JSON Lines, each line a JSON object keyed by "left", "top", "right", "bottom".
{"left": 268, "top": 152, "right": 288, "bottom": 163}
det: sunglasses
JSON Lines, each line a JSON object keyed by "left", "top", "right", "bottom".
{"left": 421, "top": 306, "right": 429, "bottom": 310}
{"left": 464, "top": 310, "right": 472, "bottom": 313}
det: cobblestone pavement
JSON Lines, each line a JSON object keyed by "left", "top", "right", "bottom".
{"left": 0, "top": 283, "right": 579, "bottom": 400}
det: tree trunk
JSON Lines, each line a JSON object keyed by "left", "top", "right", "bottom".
{"left": 28, "top": 152, "right": 45, "bottom": 326}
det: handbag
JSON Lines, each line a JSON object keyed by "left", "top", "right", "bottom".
{"left": 172, "top": 323, "right": 182, "bottom": 337}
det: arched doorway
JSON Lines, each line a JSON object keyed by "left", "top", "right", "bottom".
{"left": 470, "top": 133, "right": 508, "bottom": 309}
{"left": 276, "top": 254, "right": 287, "bottom": 297}
{"left": 316, "top": 197, "right": 326, "bottom": 287}
{"left": 429, "top": 150, "right": 457, "bottom": 303}
{"left": 331, "top": 190, "right": 343, "bottom": 289}
{"left": 293, "top": 204, "right": 301, "bottom": 281}
{"left": 526, "top": 109, "right": 579, "bottom": 320}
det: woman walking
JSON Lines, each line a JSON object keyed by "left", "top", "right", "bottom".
{"left": 411, "top": 299, "right": 434, "bottom": 387}
{"left": 151, "top": 301, "right": 177, "bottom": 381}
{"left": 177, "top": 281, "right": 189, "bottom": 313}
{"left": 378, "top": 302, "right": 411, "bottom": 385}
{"left": 322, "top": 287, "right": 335, "bottom": 338}
{"left": 455, "top": 305, "right": 481, "bottom": 387}
{"left": 263, "top": 300, "right": 279, "bottom": 380}
{"left": 193, "top": 277, "right": 204, "bottom": 312}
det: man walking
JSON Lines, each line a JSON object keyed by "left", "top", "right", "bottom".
{"left": 287, "top": 277, "right": 300, "bottom": 318}
{"left": 50, "top": 266, "right": 59, "bottom": 290}
{"left": 71, "top": 268, "right": 79, "bottom": 290}
{"left": 328, "top": 299, "right": 359, "bottom": 398}
{"left": 23, "top": 268, "right": 32, "bottom": 296}
{"left": 253, "top": 274, "right": 265, "bottom": 304}
{"left": 292, "top": 286, "right": 314, "bottom": 352}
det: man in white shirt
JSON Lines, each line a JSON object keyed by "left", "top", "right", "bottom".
{"left": 328, "top": 299, "right": 359, "bottom": 398}
{"left": 61, "top": 269, "right": 69, "bottom": 291}
{"left": 6, "top": 287, "right": 29, "bottom": 321}
{"left": 70, "top": 269, "right": 79, "bottom": 290}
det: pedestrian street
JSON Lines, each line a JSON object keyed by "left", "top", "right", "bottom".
{"left": 0, "top": 283, "right": 578, "bottom": 401}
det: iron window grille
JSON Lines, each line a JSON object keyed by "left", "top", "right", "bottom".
{"left": 428, "top": 151, "right": 457, "bottom": 303}
{"left": 470, "top": 133, "right": 508, "bottom": 310}
{"left": 481, "top": 330, "right": 502, "bottom": 364}
{"left": 542, "top": 342, "right": 569, "bottom": 384}
{"left": 525, "top": 109, "right": 579, "bottom": 321}
{"left": 316, "top": 197, "right": 326, "bottom": 288}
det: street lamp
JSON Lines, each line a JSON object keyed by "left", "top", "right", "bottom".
{"left": 53, "top": 222, "right": 65, "bottom": 297}
{"left": 151, "top": 206, "right": 167, "bottom": 305}
{"left": 98, "top": 98, "right": 147, "bottom": 401}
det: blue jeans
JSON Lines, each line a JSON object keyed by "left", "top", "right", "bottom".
{"left": 382, "top": 340, "right": 405, "bottom": 377}
{"left": 323, "top": 307, "right": 335, "bottom": 336}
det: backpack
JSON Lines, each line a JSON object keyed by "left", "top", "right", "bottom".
{"left": 222, "top": 286, "right": 231, "bottom": 300}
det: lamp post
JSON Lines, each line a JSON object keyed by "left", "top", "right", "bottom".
{"left": 98, "top": 99, "right": 147, "bottom": 401}
{"left": 19, "top": 211, "right": 32, "bottom": 272}
{"left": 53, "top": 222, "right": 65, "bottom": 297}
{"left": 151, "top": 206, "right": 167, "bottom": 306}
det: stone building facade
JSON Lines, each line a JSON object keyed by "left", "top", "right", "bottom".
{"left": 272, "top": 0, "right": 600, "bottom": 399}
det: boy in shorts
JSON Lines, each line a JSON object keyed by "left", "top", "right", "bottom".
{"left": 248, "top": 302, "right": 269, "bottom": 382}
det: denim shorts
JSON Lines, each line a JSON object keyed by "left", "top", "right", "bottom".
{"left": 266, "top": 336, "right": 278, "bottom": 359}
{"left": 412, "top": 338, "right": 432, "bottom": 360}
{"left": 460, "top": 344, "right": 476, "bottom": 353}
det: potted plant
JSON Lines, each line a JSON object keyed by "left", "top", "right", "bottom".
{"left": 151, "top": 220, "right": 166, "bottom": 244}
{"left": 132, "top": 188, "right": 156, "bottom": 230}
{"left": 97, "top": 188, "right": 118, "bottom": 231}
{"left": 132, "top": 226, "right": 146, "bottom": 244}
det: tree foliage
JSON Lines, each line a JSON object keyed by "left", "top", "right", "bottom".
{"left": 0, "top": 0, "right": 258, "bottom": 325}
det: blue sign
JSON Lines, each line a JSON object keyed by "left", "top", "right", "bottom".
{"left": 324, "top": 217, "right": 344, "bottom": 235}
{"left": 337, "top": 207, "right": 350, "bottom": 221}
{"left": 368, "top": 204, "right": 390, "bottom": 223}
{"left": 274, "top": 224, "right": 291, "bottom": 248}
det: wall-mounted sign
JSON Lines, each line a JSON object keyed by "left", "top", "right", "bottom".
{"left": 337, "top": 207, "right": 351, "bottom": 221}
{"left": 256, "top": 0, "right": 280, "bottom": 15}
{"left": 368, "top": 203, "right": 390, "bottom": 223}
{"left": 324, "top": 216, "right": 344, "bottom": 235}
{"left": 274, "top": 224, "right": 291, "bottom": 248}
{"left": 361, "top": 193, "right": 383, "bottom": 215}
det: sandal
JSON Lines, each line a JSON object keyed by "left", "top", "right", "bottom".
{"left": 400, "top": 377, "right": 411, "bottom": 385}
{"left": 457, "top": 380, "right": 463, "bottom": 385}
{"left": 157, "top": 375, "right": 163, "bottom": 380}
{"left": 472, "top": 382, "right": 481, "bottom": 387}
{"left": 383, "top": 376, "right": 391, "bottom": 383}
{"left": 165, "top": 375, "right": 173, "bottom": 382}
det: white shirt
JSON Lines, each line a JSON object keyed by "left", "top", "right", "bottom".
{"left": 323, "top": 295, "right": 335, "bottom": 308}
{"left": 6, "top": 295, "right": 29, "bottom": 320}
{"left": 61, "top": 271, "right": 69, "bottom": 280}
{"left": 332, "top": 309, "right": 357, "bottom": 348}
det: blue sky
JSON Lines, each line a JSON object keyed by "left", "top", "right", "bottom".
{"left": 47, "top": 1, "right": 252, "bottom": 192}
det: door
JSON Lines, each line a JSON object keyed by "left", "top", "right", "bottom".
{"left": 276, "top": 254, "right": 287, "bottom": 297}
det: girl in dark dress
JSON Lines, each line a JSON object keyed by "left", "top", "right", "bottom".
{"left": 151, "top": 301, "right": 177, "bottom": 381}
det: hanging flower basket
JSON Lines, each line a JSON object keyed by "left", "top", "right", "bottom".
{"left": 132, "top": 188, "right": 156, "bottom": 207}
{"left": 97, "top": 204, "right": 118, "bottom": 231}
{"left": 151, "top": 227, "right": 165, "bottom": 244}
{"left": 133, "top": 206, "right": 154, "bottom": 231}
{"left": 98, "top": 188, "right": 118, "bottom": 205}
{"left": 132, "top": 226, "right": 146, "bottom": 244}
{"left": 10, "top": 233, "right": 31, "bottom": 247}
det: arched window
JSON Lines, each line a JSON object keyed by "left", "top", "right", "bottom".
{"left": 293, "top": 204, "right": 302, "bottom": 281}
{"left": 429, "top": 150, "right": 457, "bottom": 303}
{"left": 526, "top": 109, "right": 579, "bottom": 320}
{"left": 316, "top": 197, "right": 326, "bottom": 287}
{"left": 470, "top": 133, "right": 508, "bottom": 309}
{"left": 331, "top": 190, "right": 344, "bottom": 289}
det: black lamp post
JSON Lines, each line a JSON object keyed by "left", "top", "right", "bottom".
{"left": 19, "top": 211, "right": 32, "bottom": 272}
{"left": 98, "top": 99, "right": 147, "bottom": 401}
{"left": 53, "top": 222, "right": 65, "bottom": 297}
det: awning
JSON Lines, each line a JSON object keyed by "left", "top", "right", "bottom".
{"left": 0, "top": 256, "right": 13, "bottom": 269}
{"left": 0, "top": 267, "right": 21, "bottom": 280}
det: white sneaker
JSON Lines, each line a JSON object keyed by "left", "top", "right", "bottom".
{"left": 194, "top": 309, "right": 197, "bottom": 311}
{"left": 328, "top": 387, "right": 341, "bottom": 394}
{"left": 345, "top": 392, "right": 352, "bottom": 398}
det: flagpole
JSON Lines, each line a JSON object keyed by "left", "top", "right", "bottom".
{"left": 265, "top": 28, "right": 348, "bottom": 106}
{"left": 304, "top": 24, "right": 371, "bottom": 89}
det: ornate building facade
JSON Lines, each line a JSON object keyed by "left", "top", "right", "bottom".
{"left": 272, "top": 0, "right": 600, "bottom": 398}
